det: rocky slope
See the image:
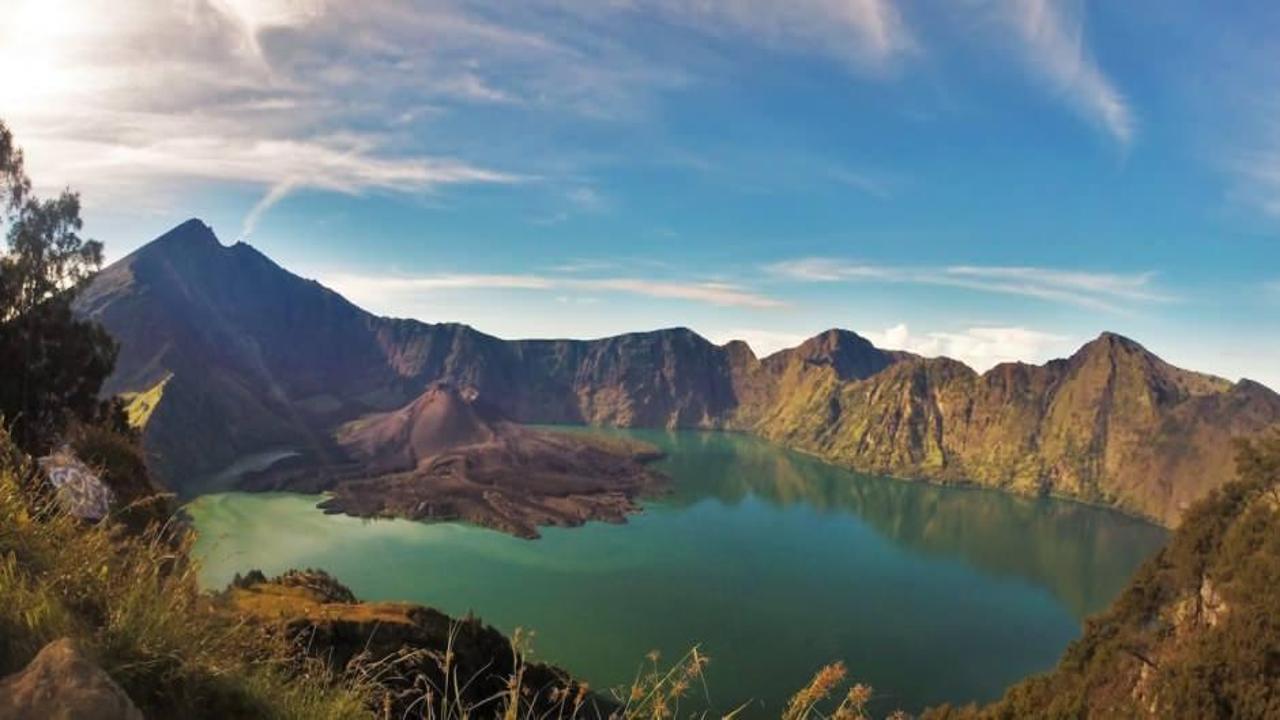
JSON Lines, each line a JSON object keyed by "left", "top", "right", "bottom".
{"left": 310, "top": 383, "right": 667, "bottom": 538}
{"left": 76, "top": 219, "right": 1280, "bottom": 525}
{"left": 755, "top": 332, "right": 1280, "bottom": 524}
{"left": 924, "top": 434, "right": 1280, "bottom": 719}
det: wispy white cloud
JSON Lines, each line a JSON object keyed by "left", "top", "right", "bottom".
{"left": 1231, "top": 106, "right": 1280, "bottom": 218}
{"left": 619, "top": 0, "right": 914, "bottom": 70}
{"left": 574, "top": 278, "right": 784, "bottom": 308}
{"left": 766, "top": 258, "right": 894, "bottom": 282}
{"left": 826, "top": 167, "right": 894, "bottom": 199}
{"left": 72, "top": 134, "right": 521, "bottom": 194}
{"left": 943, "top": 266, "right": 1169, "bottom": 303}
{"left": 765, "top": 258, "right": 1172, "bottom": 312}
{"left": 566, "top": 186, "right": 607, "bottom": 211}
{"left": 862, "top": 323, "right": 1072, "bottom": 371}
{"left": 1264, "top": 279, "right": 1280, "bottom": 299}
{"left": 997, "top": 0, "right": 1134, "bottom": 145}
{"left": 0, "top": 0, "right": 1139, "bottom": 231}
{"left": 547, "top": 259, "right": 620, "bottom": 274}
{"left": 322, "top": 271, "right": 785, "bottom": 309}
{"left": 239, "top": 179, "right": 297, "bottom": 240}
{"left": 0, "top": 0, "right": 533, "bottom": 230}
{"left": 337, "top": 274, "right": 557, "bottom": 292}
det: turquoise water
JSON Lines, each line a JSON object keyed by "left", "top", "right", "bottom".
{"left": 188, "top": 429, "right": 1167, "bottom": 715}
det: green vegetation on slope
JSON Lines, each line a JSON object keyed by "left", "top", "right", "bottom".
{"left": 0, "top": 438, "right": 374, "bottom": 719}
{"left": 119, "top": 375, "right": 170, "bottom": 430}
{"left": 924, "top": 434, "right": 1280, "bottom": 719}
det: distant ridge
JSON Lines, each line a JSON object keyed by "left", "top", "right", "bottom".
{"left": 75, "top": 219, "right": 1280, "bottom": 525}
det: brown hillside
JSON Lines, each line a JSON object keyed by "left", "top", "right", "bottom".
{"left": 319, "top": 383, "right": 667, "bottom": 538}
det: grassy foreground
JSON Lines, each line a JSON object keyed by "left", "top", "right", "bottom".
{"left": 0, "top": 440, "right": 374, "bottom": 718}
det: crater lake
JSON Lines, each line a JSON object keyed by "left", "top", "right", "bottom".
{"left": 188, "top": 429, "right": 1167, "bottom": 716}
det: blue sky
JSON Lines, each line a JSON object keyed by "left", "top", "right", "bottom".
{"left": 3, "top": 1, "right": 1279, "bottom": 386}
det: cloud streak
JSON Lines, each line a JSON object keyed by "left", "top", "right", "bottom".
{"left": 240, "top": 179, "right": 297, "bottom": 240}
{"left": 322, "top": 271, "right": 786, "bottom": 309}
{"left": 623, "top": 0, "right": 913, "bottom": 71}
{"left": 1231, "top": 107, "right": 1280, "bottom": 218}
{"left": 766, "top": 258, "right": 1172, "bottom": 312}
{"left": 1000, "top": 0, "right": 1134, "bottom": 145}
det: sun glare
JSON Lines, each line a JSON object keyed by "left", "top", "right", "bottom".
{"left": 0, "top": 0, "right": 93, "bottom": 113}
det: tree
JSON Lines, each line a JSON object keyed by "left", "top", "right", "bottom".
{"left": 0, "top": 119, "right": 118, "bottom": 452}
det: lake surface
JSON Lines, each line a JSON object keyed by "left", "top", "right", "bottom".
{"left": 188, "top": 429, "right": 1167, "bottom": 716}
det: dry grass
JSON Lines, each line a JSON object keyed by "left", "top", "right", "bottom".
{"left": 783, "top": 662, "right": 906, "bottom": 720}
{"left": 0, "top": 442, "right": 374, "bottom": 719}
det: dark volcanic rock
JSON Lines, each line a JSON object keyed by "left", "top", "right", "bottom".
{"left": 318, "top": 383, "right": 668, "bottom": 538}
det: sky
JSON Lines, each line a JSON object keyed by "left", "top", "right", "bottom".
{"left": 2, "top": 0, "right": 1279, "bottom": 387}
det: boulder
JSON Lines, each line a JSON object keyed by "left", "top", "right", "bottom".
{"left": 0, "top": 638, "right": 143, "bottom": 720}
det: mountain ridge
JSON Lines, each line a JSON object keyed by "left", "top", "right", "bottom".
{"left": 74, "top": 219, "right": 1280, "bottom": 525}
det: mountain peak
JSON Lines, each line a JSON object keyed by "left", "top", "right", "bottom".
{"left": 1074, "top": 331, "right": 1149, "bottom": 360}
{"left": 122, "top": 218, "right": 226, "bottom": 267}
{"left": 338, "top": 381, "right": 500, "bottom": 474}
{"left": 797, "top": 328, "right": 874, "bottom": 352}
{"left": 152, "top": 218, "right": 220, "bottom": 248}
{"left": 1068, "top": 331, "right": 1235, "bottom": 400}
{"left": 783, "top": 328, "right": 895, "bottom": 381}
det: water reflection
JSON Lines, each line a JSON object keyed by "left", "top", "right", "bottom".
{"left": 592, "top": 428, "right": 1167, "bottom": 619}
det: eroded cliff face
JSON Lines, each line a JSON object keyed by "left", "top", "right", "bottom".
{"left": 77, "top": 220, "right": 1280, "bottom": 524}
{"left": 750, "top": 333, "right": 1280, "bottom": 525}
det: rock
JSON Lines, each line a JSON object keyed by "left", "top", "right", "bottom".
{"left": 0, "top": 638, "right": 143, "bottom": 720}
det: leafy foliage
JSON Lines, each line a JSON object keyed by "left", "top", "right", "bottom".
{"left": 0, "top": 119, "right": 117, "bottom": 453}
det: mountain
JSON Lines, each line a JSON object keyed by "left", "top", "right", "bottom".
{"left": 334, "top": 383, "right": 502, "bottom": 476}
{"left": 73, "top": 220, "right": 742, "bottom": 490}
{"left": 755, "top": 332, "right": 1280, "bottom": 524}
{"left": 312, "top": 383, "right": 666, "bottom": 538}
{"left": 75, "top": 219, "right": 1280, "bottom": 525}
